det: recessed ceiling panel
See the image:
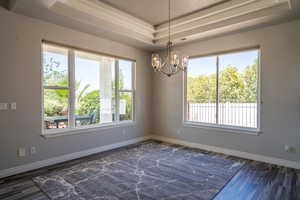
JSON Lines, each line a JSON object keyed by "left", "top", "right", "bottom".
{"left": 100, "top": 0, "right": 229, "bottom": 25}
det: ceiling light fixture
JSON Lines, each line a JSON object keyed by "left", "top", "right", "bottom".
{"left": 151, "top": 0, "right": 189, "bottom": 77}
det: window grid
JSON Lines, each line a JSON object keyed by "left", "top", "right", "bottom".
{"left": 184, "top": 48, "right": 260, "bottom": 131}
{"left": 42, "top": 43, "right": 135, "bottom": 133}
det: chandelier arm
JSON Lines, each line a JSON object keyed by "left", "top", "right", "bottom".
{"left": 172, "top": 68, "right": 184, "bottom": 75}
{"left": 160, "top": 69, "right": 173, "bottom": 77}
{"left": 177, "top": 65, "right": 187, "bottom": 71}
{"left": 160, "top": 66, "right": 184, "bottom": 77}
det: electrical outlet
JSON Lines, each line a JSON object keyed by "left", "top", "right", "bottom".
{"left": 30, "top": 146, "right": 36, "bottom": 155}
{"left": 18, "top": 148, "right": 26, "bottom": 157}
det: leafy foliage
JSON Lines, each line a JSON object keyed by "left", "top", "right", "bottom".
{"left": 187, "top": 74, "right": 216, "bottom": 102}
{"left": 188, "top": 60, "right": 257, "bottom": 103}
{"left": 76, "top": 89, "right": 100, "bottom": 122}
{"left": 120, "top": 93, "right": 132, "bottom": 121}
{"left": 219, "top": 66, "right": 245, "bottom": 101}
{"left": 44, "top": 57, "right": 132, "bottom": 122}
{"left": 44, "top": 89, "right": 68, "bottom": 117}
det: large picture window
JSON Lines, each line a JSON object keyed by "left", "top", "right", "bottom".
{"left": 42, "top": 42, "right": 135, "bottom": 133}
{"left": 185, "top": 48, "right": 260, "bottom": 131}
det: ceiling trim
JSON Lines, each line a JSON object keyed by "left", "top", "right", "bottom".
{"left": 11, "top": 0, "right": 293, "bottom": 48}
{"left": 52, "top": 2, "right": 154, "bottom": 44}
{"left": 52, "top": 0, "right": 155, "bottom": 43}
{"left": 155, "top": 0, "right": 256, "bottom": 31}
{"left": 154, "top": 0, "right": 290, "bottom": 42}
{"left": 156, "top": 3, "right": 290, "bottom": 44}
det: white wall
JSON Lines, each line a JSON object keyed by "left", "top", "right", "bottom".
{"left": 0, "top": 7, "right": 152, "bottom": 170}
{"left": 152, "top": 19, "right": 300, "bottom": 163}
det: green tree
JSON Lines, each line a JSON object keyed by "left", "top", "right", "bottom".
{"left": 187, "top": 74, "right": 216, "bottom": 103}
{"left": 76, "top": 89, "right": 100, "bottom": 122}
{"left": 44, "top": 89, "right": 68, "bottom": 117}
{"left": 120, "top": 93, "right": 132, "bottom": 120}
{"left": 219, "top": 66, "right": 245, "bottom": 101}
{"left": 243, "top": 61, "right": 257, "bottom": 101}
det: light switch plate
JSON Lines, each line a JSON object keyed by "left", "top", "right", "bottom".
{"left": 30, "top": 146, "right": 36, "bottom": 155}
{"left": 18, "top": 148, "right": 26, "bottom": 157}
{"left": 0, "top": 103, "right": 8, "bottom": 110}
{"left": 11, "top": 102, "right": 17, "bottom": 110}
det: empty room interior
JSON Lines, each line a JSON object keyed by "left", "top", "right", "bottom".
{"left": 1, "top": 0, "right": 300, "bottom": 199}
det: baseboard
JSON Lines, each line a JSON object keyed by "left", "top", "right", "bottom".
{"left": 0, "top": 136, "right": 151, "bottom": 179}
{"left": 1, "top": 134, "right": 299, "bottom": 179}
{"left": 150, "top": 135, "right": 300, "bottom": 169}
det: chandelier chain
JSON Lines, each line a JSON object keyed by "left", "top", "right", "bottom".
{"left": 151, "top": 0, "right": 189, "bottom": 77}
{"left": 168, "top": 0, "right": 170, "bottom": 44}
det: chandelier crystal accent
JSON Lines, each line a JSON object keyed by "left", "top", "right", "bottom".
{"left": 151, "top": 0, "right": 189, "bottom": 77}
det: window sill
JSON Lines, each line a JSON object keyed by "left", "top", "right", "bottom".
{"left": 41, "top": 121, "right": 136, "bottom": 138}
{"left": 183, "top": 121, "right": 261, "bottom": 136}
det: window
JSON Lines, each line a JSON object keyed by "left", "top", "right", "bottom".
{"left": 185, "top": 48, "right": 260, "bottom": 131}
{"left": 42, "top": 42, "right": 135, "bottom": 133}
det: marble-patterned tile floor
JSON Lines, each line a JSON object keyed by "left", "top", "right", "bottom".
{"left": 0, "top": 140, "right": 299, "bottom": 200}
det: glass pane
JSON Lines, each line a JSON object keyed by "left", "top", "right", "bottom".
{"left": 75, "top": 51, "right": 100, "bottom": 127}
{"left": 100, "top": 57, "right": 116, "bottom": 123}
{"left": 119, "top": 60, "right": 133, "bottom": 90}
{"left": 187, "top": 56, "right": 217, "bottom": 124}
{"left": 119, "top": 92, "right": 133, "bottom": 121}
{"left": 75, "top": 51, "right": 115, "bottom": 126}
{"left": 44, "top": 89, "right": 69, "bottom": 129}
{"left": 218, "top": 50, "right": 259, "bottom": 128}
{"left": 43, "top": 44, "right": 68, "bottom": 87}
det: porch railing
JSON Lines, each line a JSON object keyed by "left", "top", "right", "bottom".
{"left": 187, "top": 99, "right": 257, "bottom": 128}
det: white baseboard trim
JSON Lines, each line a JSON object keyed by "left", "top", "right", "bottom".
{"left": 1, "top": 134, "right": 299, "bottom": 179}
{"left": 0, "top": 136, "right": 151, "bottom": 179}
{"left": 150, "top": 135, "right": 300, "bottom": 169}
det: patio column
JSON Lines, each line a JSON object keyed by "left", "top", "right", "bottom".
{"left": 99, "top": 57, "right": 114, "bottom": 123}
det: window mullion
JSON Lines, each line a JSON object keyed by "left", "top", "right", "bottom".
{"left": 216, "top": 56, "right": 219, "bottom": 125}
{"left": 68, "top": 49, "right": 76, "bottom": 128}
{"left": 115, "top": 60, "right": 120, "bottom": 123}
{"left": 131, "top": 61, "right": 135, "bottom": 121}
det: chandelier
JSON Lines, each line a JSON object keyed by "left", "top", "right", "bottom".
{"left": 151, "top": 0, "right": 189, "bottom": 77}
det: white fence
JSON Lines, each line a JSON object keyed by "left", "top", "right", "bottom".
{"left": 188, "top": 102, "right": 257, "bottom": 128}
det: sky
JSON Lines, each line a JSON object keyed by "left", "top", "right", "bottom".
{"left": 44, "top": 52, "right": 132, "bottom": 93}
{"left": 188, "top": 50, "right": 259, "bottom": 77}
{"left": 45, "top": 49, "right": 258, "bottom": 90}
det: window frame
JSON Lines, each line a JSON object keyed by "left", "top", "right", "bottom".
{"left": 183, "top": 46, "right": 261, "bottom": 134}
{"left": 41, "top": 41, "right": 136, "bottom": 136}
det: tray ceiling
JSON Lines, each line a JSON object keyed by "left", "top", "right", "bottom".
{"left": 8, "top": 0, "right": 300, "bottom": 50}
{"left": 100, "top": 0, "right": 229, "bottom": 25}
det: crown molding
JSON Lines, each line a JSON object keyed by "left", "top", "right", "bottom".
{"left": 155, "top": 0, "right": 289, "bottom": 40}
{"left": 51, "top": 0, "right": 155, "bottom": 44}
{"left": 53, "top": 0, "right": 291, "bottom": 46}
{"left": 155, "top": 2, "right": 290, "bottom": 44}
{"left": 10, "top": 0, "right": 294, "bottom": 48}
{"left": 155, "top": 0, "right": 256, "bottom": 32}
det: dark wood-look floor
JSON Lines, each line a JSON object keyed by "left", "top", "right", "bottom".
{"left": 0, "top": 141, "right": 299, "bottom": 200}
{"left": 214, "top": 161, "right": 300, "bottom": 200}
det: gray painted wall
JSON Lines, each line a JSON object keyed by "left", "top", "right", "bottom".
{"left": 0, "top": 7, "right": 153, "bottom": 170}
{"left": 1, "top": 5, "right": 300, "bottom": 172}
{"left": 152, "top": 19, "right": 300, "bottom": 162}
